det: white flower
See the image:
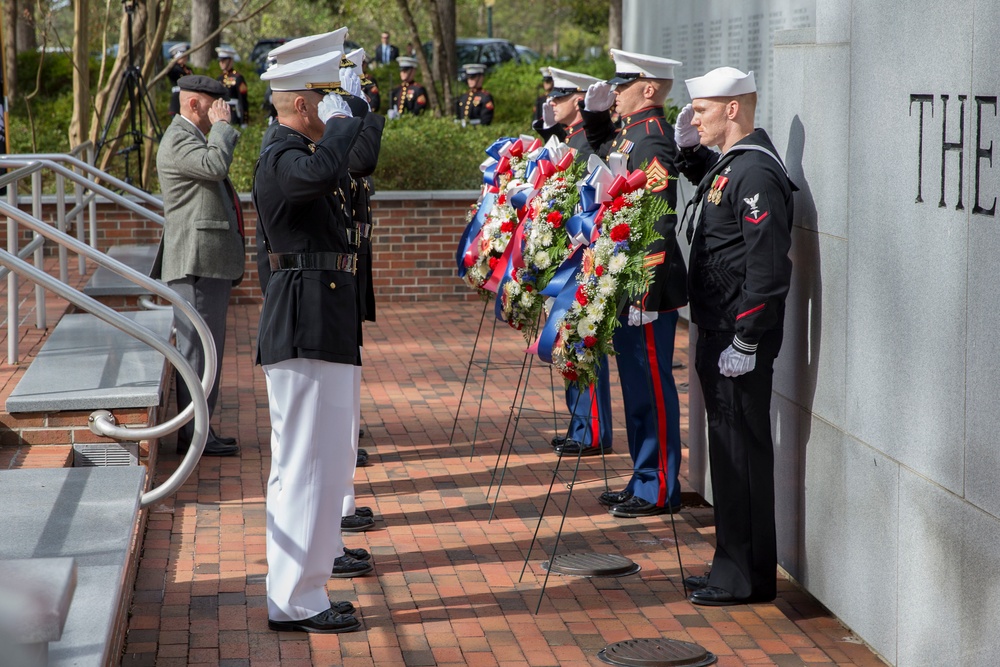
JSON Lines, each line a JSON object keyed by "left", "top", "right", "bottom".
{"left": 598, "top": 274, "right": 616, "bottom": 297}
{"left": 608, "top": 254, "right": 627, "bottom": 274}
{"left": 508, "top": 281, "right": 521, "bottom": 296}
{"left": 533, "top": 251, "right": 551, "bottom": 269}
{"left": 520, "top": 292, "right": 534, "bottom": 307}
{"left": 577, "top": 317, "right": 598, "bottom": 338}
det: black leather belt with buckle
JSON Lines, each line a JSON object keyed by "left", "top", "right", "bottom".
{"left": 349, "top": 223, "right": 374, "bottom": 246}
{"left": 268, "top": 252, "right": 357, "bottom": 274}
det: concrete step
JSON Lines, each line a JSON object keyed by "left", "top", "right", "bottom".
{"left": 5, "top": 309, "right": 173, "bottom": 414}
{"left": 81, "top": 244, "right": 159, "bottom": 297}
{"left": 0, "top": 466, "right": 146, "bottom": 666}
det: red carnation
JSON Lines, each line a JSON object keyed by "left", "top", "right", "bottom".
{"left": 524, "top": 284, "right": 533, "bottom": 292}
{"left": 500, "top": 220, "right": 515, "bottom": 233}
{"left": 488, "top": 257, "right": 499, "bottom": 270}
{"left": 595, "top": 266, "right": 604, "bottom": 277}
{"left": 576, "top": 285, "right": 589, "bottom": 306}
{"left": 546, "top": 210, "right": 563, "bottom": 227}
{"left": 610, "top": 195, "right": 630, "bottom": 212}
{"left": 584, "top": 336, "right": 598, "bottom": 348}
{"left": 498, "top": 194, "right": 507, "bottom": 205}
{"left": 563, "top": 369, "right": 579, "bottom": 381}
{"left": 610, "top": 223, "right": 631, "bottom": 242}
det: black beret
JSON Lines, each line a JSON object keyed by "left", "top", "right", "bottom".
{"left": 177, "top": 75, "right": 229, "bottom": 100}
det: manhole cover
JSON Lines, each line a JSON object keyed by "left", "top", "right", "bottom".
{"left": 541, "top": 552, "right": 640, "bottom": 577}
{"left": 597, "top": 638, "right": 717, "bottom": 667}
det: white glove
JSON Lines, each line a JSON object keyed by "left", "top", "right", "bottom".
{"left": 627, "top": 306, "right": 659, "bottom": 326}
{"left": 340, "top": 68, "right": 364, "bottom": 99}
{"left": 318, "top": 92, "right": 352, "bottom": 122}
{"left": 674, "top": 103, "right": 699, "bottom": 148}
{"left": 387, "top": 107, "right": 400, "bottom": 120}
{"left": 718, "top": 344, "right": 756, "bottom": 377}
{"left": 584, "top": 81, "right": 616, "bottom": 112}
{"left": 541, "top": 100, "right": 556, "bottom": 129}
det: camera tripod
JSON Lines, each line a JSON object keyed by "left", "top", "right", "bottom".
{"left": 96, "top": 0, "right": 163, "bottom": 188}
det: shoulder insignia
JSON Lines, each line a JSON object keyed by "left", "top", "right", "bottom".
{"left": 745, "top": 211, "right": 769, "bottom": 224}
{"left": 485, "top": 100, "right": 494, "bottom": 110}
{"left": 643, "top": 251, "right": 665, "bottom": 268}
{"left": 743, "top": 193, "right": 761, "bottom": 217}
{"left": 417, "top": 94, "right": 427, "bottom": 105}
{"left": 644, "top": 157, "right": 669, "bottom": 193}
{"left": 370, "top": 85, "right": 379, "bottom": 93}
{"left": 239, "top": 82, "right": 248, "bottom": 94}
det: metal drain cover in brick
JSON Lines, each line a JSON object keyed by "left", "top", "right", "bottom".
{"left": 541, "top": 552, "right": 639, "bottom": 577}
{"left": 597, "top": 638, "right": 716, "bottom": 666}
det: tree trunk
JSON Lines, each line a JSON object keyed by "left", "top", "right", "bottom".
{"left": 190, "top": 0, "right": 220, "bottom": 68}
{"left": 609, "top": 0, "right": 622, "bottom": 50}
{"left": 69, "top": 0, "right": 91, "bottom": 149}
{"left": 437, "top": 0, "right": 456, "bottom": 106}
{"left": 425, "top": 0, "right": 452, "bottom": 114}
{"left": 1, "top": 0, "right": 17, "bottom": 98}
{"left": 395, "top": 0, "right": 440, "bottom": 115}
{"left": 15, "top": 0, "right": 35, "bottom": 53}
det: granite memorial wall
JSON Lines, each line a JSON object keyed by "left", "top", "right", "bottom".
{"left": 624, "top": 1, "right": 1000, "bottom": 665}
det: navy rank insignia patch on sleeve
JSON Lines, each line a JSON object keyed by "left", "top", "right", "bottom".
{"left": 645, "top": 157, "right": 669, "bottom": 193}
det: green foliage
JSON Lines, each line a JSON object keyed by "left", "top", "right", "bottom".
{"left": 373, "top": 116, "right": 523, "bottom": 190}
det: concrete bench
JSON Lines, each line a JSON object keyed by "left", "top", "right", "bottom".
{"left": 0, "top": 557, "right": 77, "bottom": 665}
{"left": 0, "top": 467, "right": 146, "bottom": 666}
{"left": 6, "top": 309, "right": 173, "bottom": 414}
{"left": 81, "top": 244, "right": 159, "bottom": 297}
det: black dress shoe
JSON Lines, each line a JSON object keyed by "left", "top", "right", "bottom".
{"left": 359, "top": 428, "right": 365, "bottom": 438}
{"left": 609, "top": 496, "right": 681, "bottom": 518}
{"left": 178, "top": 439, "right": 239, "bottom": 457}
{"left": 689, "top": 586, "right": 748, "bottom": 606}
{"left": 212, "top": 431, "right": 237, "bottom": 445}
{"left": 598, "top": 489, "right": 633, "bottom": 507}
{"left": 341, "top": 514, "right": 375, "bottom": 532}
{"left": 343, "top": 546, "right": 371, "bottom": 562}
{"left": 550, "top": 435, "right": 568, "bottom": 448}
{"left": 331, "top": 599, "right": 355, "bottom": 614}
{"left": 354, "top": 506, "right": 374, "bottom": 519}
{"left": 268, "top": 608, "right": 361, "bottom": 633}
{"left": 554, "top": 440, "right": 611, "bottom": 457}
{"left": 356, "top": 451, "right": 369, "bottom": 467}
{"left": 331, "top": 555, "right": 373, "bottom": 578}
{"left": 357, "top": 448, "right": 368, "bottom": 457}
{"left": 683, "top": 573, "right": 710, "bottom": 590}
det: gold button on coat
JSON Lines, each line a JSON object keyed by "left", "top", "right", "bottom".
{"left": 329, "top": 282, "right": 337, "bottom": 289}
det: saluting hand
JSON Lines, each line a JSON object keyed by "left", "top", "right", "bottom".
{"left": 541, "top": 100, "right": 556, "bottom": 129}
{"left": 208, "top": 98, "right": 231, "bottom": 125}
{"left": 674, "top": 104, "right": 699, "bottom": 148}
{"left": 584, "top": 81, "right": 616, "bottom": 113}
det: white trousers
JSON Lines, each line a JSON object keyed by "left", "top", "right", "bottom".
{"left": 263, "top": 358, "right": 359, "bottom": 621}
{"left": 341, "top": 354, "right": 362, "bottom": 518}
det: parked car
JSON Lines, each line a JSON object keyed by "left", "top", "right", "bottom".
{"left": 422, "top": 37, "right": 520, "bottom": 76}
{"left": 514, "top": 45, "right": 541, "bottom": 64}
{"left": 251, "top": 37, "right": 362, "bottom": 74}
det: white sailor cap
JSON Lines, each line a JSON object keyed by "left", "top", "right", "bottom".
{"left": 261, "top": 50, "right": 345, "bottom": 94}
{"left": 216, "top": 46, "right": 237, "bottom": 60}
{"left": 547, "top": 67, "right": 601, "bottom": 97}
{"left": 269, "top": 28, "right": 349, "bottom": 65}
{"left": 168, "top": 42, "right": 189, "bottom": 58}
{"left": 607, "top": 48, "right": 681, "bottom": 84}
{"left": 539, "top": 66, "right": 552, "bottom": 79}
{"left": 462, "top": 63, "right": 487, "bottom": 77}
{"left": 685, "top": 66, "right": 756, "bottom": 99}
{"left": 397, "top": 56, "right": 419, "bottom": 69}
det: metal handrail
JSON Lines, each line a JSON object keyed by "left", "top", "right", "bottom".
{"left": 0, "top": 201, "right": 216, "bottom": 507}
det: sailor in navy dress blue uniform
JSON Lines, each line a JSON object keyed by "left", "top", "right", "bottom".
{"left": 532, "top": 67, "right": 613, "bottom": 457}
{"left": 674, "top": 67, "right": 795, "bottom": 607}
{"left": 580, "top": 50, "right": 687, "bottom": 517}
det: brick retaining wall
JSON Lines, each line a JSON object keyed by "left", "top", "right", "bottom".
{"left": 12, "top": 191, "right": 482, "bottom": 304}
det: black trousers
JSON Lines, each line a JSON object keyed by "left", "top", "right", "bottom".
{"left": 695, "top": 326, "right": 783, "bottom": 601}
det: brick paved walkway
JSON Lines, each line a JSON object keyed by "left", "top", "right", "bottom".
{"left": 128, "top": 300, "right": 888, "bottom": 667}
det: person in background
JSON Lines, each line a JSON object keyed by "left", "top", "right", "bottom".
{"left": 374, "top": 31, "right": 399, "bottom": 66}
{"left": 388, "top": 56, "right": 428, "bottom": 118}
{"left": 217, "top": 46, "right": 249, "bottom": 126}
{"left": 532, "top": 66, "right": 554, "bottom": 124}
{"left": 167, "top": 43, "right": 192, "bottom": 117}
{"left": 152, "top": 75, "right": 243, "bottom": 458}
{"left": 454, "top": 63, "right": 494, "bottom": 126}
{"left": 674, "top": 66, "right": 795, "bottom": 607}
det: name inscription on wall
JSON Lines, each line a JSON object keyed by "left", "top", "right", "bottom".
{"left": 910, "top": 94, "right": 997, "bottom": 214}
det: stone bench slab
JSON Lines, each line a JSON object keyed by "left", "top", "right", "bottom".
{"left": 6, "top": 309, "right": 173, "bottom": 413}
{"left": 82, "top": 244, "right": 159, "bottom": 296}
{"left": 0, "top": 467, "right": 145, "bottom": 667}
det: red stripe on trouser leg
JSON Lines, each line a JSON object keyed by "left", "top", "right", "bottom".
{"left": 644, "top": 324, "right": 669, "bottom": 506}
{"left": 589, "top": 383, "right": 599, "bottom": 447}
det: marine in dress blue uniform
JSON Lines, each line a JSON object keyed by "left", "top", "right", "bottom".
{"left": 533, "top": 67, "right": 613, "bottom": 457}
{"left": 580, "top": 50, "right": 687, "bottom": 516}
{"left": 166, "top": 43, "right": 192, "bottom": 116}
{"left": 217, "top": 46, "right": 249, "bottom": 126}
{"left": 455, "top": 63, "right": 495, "bottom": 126}
{"left": 389, "top": 56, "right": 429, "bottom": 117}
{"left": 675, "top": 67, "right": 795, "bottom": 606}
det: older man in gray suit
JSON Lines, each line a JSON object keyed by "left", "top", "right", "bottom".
{"left": 154, "top": 74, "right": 244, "bottom": 456}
